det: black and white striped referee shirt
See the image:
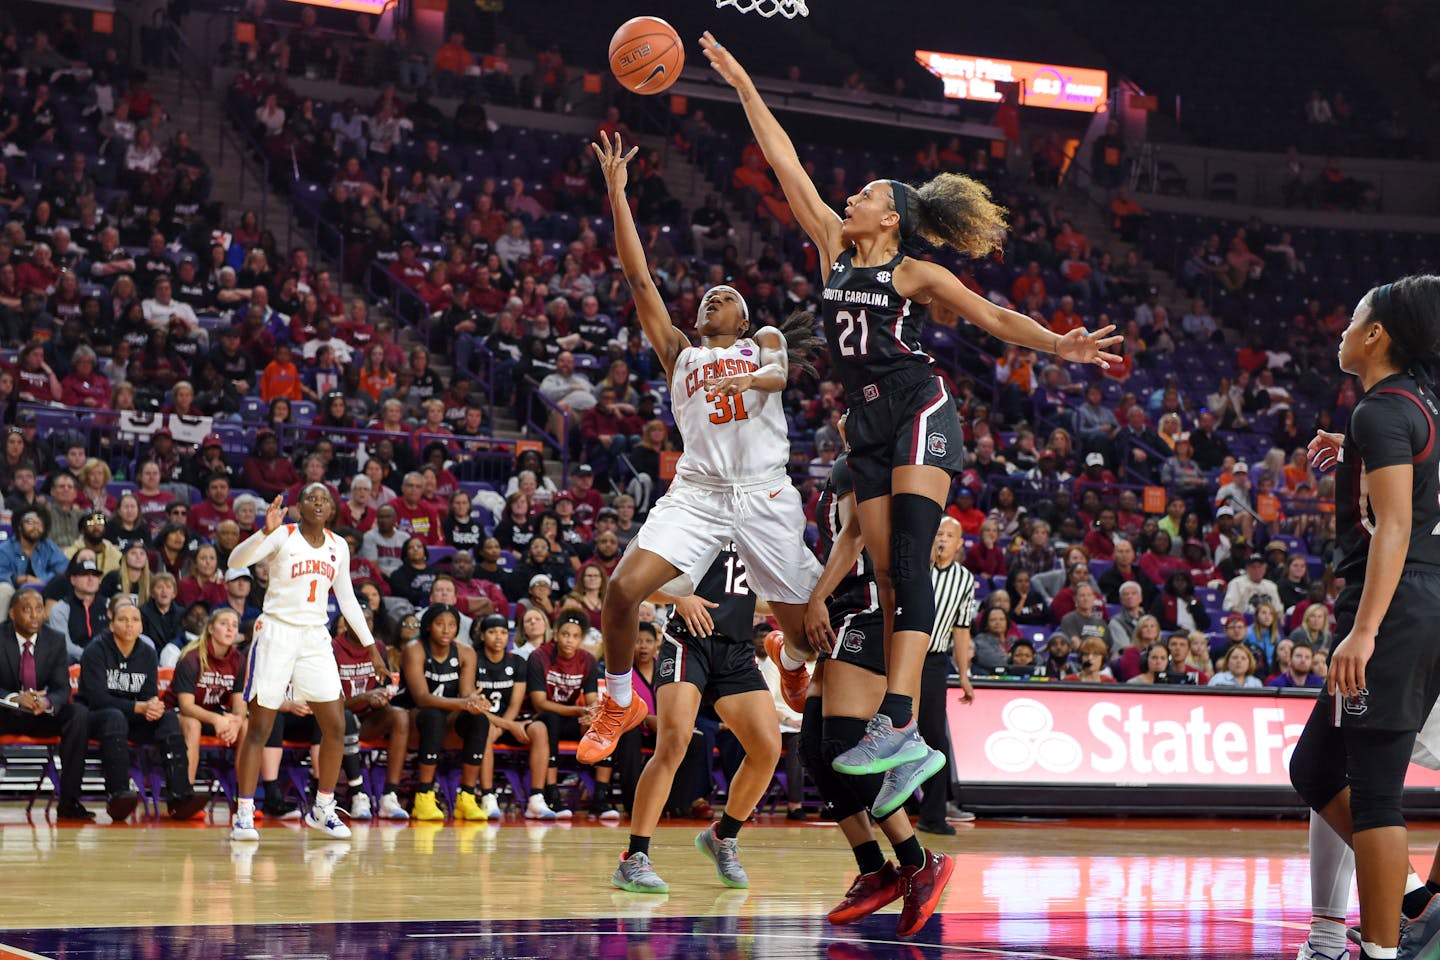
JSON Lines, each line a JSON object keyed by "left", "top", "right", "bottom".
{"left": 929, "top": 561, "right": 978, "bottom": 655}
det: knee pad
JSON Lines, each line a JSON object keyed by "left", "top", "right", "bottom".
{"left": 891, "top": 494, "right": 943, "bottom": 634}
{"left": 820, "top": 715, "right": 881, "bottom": 821}
{"left": 1348, "top": 728, "right": 1415, "bottom": 833}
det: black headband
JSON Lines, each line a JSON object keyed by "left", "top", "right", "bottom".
{"left": 889, "top": 180, "right": 916, "bottom": 239}
{"left": 1371, "top": 282, "right": 1425, "bottom": 361}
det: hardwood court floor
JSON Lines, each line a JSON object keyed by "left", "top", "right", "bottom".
{"left": 1, "top": 810, "right": 1436, "bottom": 959}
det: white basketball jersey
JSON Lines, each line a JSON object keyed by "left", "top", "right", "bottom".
{"left": 260, "top": 525, "right": 346, "bottom": 627}
{"left": 670, "top": 339, "right": 789, "bottom": 483}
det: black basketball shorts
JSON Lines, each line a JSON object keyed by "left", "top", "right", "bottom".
{"left": 819, "top": 607, "right": 887, "bottom": 675}
{"left": 1326, "top": 568, "right": 1440, "bottom": 732}
{"left": 845, "top": 371, "right": 965, "bottom": 503}
{"left": 655, "top": 632, "right": 768, "bottom": 701}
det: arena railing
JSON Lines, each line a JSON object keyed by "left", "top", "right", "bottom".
{"left": 522, "top": 390, "right": 572, "bottom": 488}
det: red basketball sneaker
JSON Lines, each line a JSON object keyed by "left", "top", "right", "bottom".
{"left": 828, "top": 861, "right": 905, "bottom": 925}
{"left": 764, "top": 630, "right": 809, "bottom": 713}
{"left": 897, "top": 850, "right": 954, "bottom": 938}
{"left": 576, "top": 694, "right": 649, "bottom": 764}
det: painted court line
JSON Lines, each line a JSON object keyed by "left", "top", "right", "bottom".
{"left": 405, "top": 928, "right": 1087, "bottom": 960}
{"left": 0, "top": 943, "right": 53, "bottom": 960}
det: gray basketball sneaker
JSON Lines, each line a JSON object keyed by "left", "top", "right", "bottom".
{"left": 872, "top": 747, "right": 946, "bottom": 820}
{"left": 695, "top": 825, "right": 749, "bottom": 889}
{"left": 832, "top": 713, "right": 932, "bottom": 775}
{"left": 612, "top": 851, "right": 670, "bottom": 894}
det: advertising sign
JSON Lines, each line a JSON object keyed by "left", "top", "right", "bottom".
{"left": 915, "top": 51, "right": 1107, "bottom": 113}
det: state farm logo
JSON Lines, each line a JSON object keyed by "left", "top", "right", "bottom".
{"left": 984, "top": 698, "right": 1082, "bottom": 774}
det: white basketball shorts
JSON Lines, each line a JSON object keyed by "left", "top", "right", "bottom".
{"left": 635, "top": 476, "right": 822, "bottom": 606}
{"left": 244, "top": 615, "right": 342, "bottom": 710}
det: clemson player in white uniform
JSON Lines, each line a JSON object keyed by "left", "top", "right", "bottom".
{"left": 577, "top": 132, "right": 824, "bottom": 765}
{"left": 227, "top": 483, "right": 391, "bottom": 842}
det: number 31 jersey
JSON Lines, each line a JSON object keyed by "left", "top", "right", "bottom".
{"left": 670, "top": 338, "right": 789, "bottom": 483}
{"left": 821, "top": 249, "right": 932, "bottom": 396}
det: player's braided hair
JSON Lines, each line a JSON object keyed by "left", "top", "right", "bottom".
{"left": 894, "top": 173, "right": 1009, "bottom": 259}
{"left": 775, "top": 310, "right": 823, "bottom": 380}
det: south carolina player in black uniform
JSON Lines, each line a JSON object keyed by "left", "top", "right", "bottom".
{"left": 610, "top": 543, "right": 780, "bottom": 895}
{"left": 702, "top": 34, "right": 1121, "bottom": 799}
{"left": 800, "top": 448, "right": 953, "bottom": 938}
{"left": 1289, "top": 276, "right": 1440, "bottom": 960}
{"left": 471, "top": 613, "right": 554, "bottom": 821}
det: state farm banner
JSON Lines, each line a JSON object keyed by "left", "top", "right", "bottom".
{"left": 950, "top": 685, "right": 1440, "bottom": 789}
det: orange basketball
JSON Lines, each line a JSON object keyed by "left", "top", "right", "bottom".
{"left": 608, "top": 16, "right": 683, "bottom": 95}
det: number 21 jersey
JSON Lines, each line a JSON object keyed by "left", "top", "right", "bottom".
{"left": 821, "top": 249, "right": 932, "bottom": 396}
{"left": 670, "top": 338, "right": 788, "bottom": 483}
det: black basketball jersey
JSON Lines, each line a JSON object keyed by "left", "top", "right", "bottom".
{"left": 666, "top": 544, "right": 757, "bottom": 645}
{"left": 815, "top": 455, "right": 879, "bottom": 619}
{"left": 475, "top": 651, "right": 525, "bottom": 714}
{"left": 420, "top": 644, "right": 462, "bottom": 699}
{"left": 821, "top": 249, "right": 932, "bottom": 396}
{"left": 1334, "top": 373, "right": 1440, "bottom": 579}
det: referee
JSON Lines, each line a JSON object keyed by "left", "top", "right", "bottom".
{"left": 916, "top": 515, "right": 976, "bottom": 835}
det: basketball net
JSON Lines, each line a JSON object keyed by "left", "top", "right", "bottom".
{"left": 714, "top": 0, "right": 809, "bottom": 18}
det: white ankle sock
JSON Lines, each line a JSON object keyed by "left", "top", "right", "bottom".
{"left": 1407, "top": 871, "right": 1426, "bottom": 894}
{"left": 1362, "top": 942, "right": 1397, "bottom": 959}
{"left": 779, "top": 647, "right": 805, "bottom": 672}
{"left": 605, "top": 670, "right": 633, "bottom": 707}
{"left": 237, "top": 797, "right": 255, "bottom": 817}
{"left": 1306, "top": 918, "right": 1346, "bottom": 953}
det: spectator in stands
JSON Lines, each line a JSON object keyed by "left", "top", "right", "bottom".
{"left": 1067, "top": 637, "right": 1115, "bottom": 683}
{"left": 1139, "top": 530, "right": 1186, "bottom": 585}
{"left": 1247, "top": 600, "right": 1285, "bottom": 671}
{"left": 177, "top": 543, "right": 227, "bottom": 609}
{"left": 1167, "top": 631, "right": 1208, "bottom": 683}
{"left": 141, "top": 572, "right": 182, "bottom": 654}
{"left": 1105, "top": 580, "right": 1147, "bottom": 652}
{"left": 388, "top": 25, "right": 429, "bottom": 92}
{"left": 49, "top": 555, "right": 108, "bottom": 660}
{"left": 240, "top": 430, "right": 299, "bottom": 501}
{"left": 1223, "top": 553, "right": 1281, "bottom": 613}
{"left": 392, "top": 472, "right": 443, "bottom": 546}
{"left": 1057, "top": 582, "right": 1108, "bottom": 649}
{"left": 1112, "top": 615, "right": 1163, "bottom": 682}
{"left": 945, "top": 487, "right": 986, "bottom": 536}
{"left": 1266, "top": 640, "right": 1323, "bottom": 688}
{"left": 1009, "top": 519, "right": 1057, "bottom": 578}
{"left": 60, "top": 345, "right": 111, "bottom": 408}
{"left": 259, "top": 341, "right": 309, "bottom": 403}
{"left": 1126, "top": 643, "right": 1172, "bottom": 685}
{"left": 1290, "top": 603, "right": 1333, "bottom": 653}
{"left": 433, "top": 34, "right": 473, "bottom": 98}
{"left": 389, "top": 536, "right": 437, "bottom": 606}
{"left": 1208, "top": 644, "right": 1263, "bottom": 689}
{"left": 1181, "top": 299, "right": 1220, "bottom": 342}
{"left": 362, "top": 504, "right": 407, "bottom": 578}
{"left": 79, "top": 596, "right": 207, "bottom": 819}
{"left": 1037, "top": 632, "right": 1076, "bottom": 680}
{"left": 44, "top": 471, "right": 85, "bottom": 551}
{"left": 1150, "top": 570, "right": 1210, "bottom": 634}
{"left": 1189, "top": 410, "right": 1230, "bottom": 471}
{"left": 1116, "top": 406, "right": 1164, "bottom": 484}
{"left": 219, "top": 568, "right": 259, "bottom": 630}
{"left": 965, "top": 519, "right": 1008, "bottom": 579}
{"left": 166, "top": 607, "right": 246, "bottom": 785}
{"left": 67, "top": 511, "right": 119, "bottom": 575}
{"left": 1097, "top": 538, "right": 1156, "bottom": 606}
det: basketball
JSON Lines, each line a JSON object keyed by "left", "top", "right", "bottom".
{"left": 608, "top": 16, "right": 683, "bottom": 95}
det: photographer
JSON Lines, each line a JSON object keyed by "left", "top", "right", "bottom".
{"left": 1067, "top": 637, "right": 1115, "bottom": 683}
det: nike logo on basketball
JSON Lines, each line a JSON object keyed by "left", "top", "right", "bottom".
{"left": 636, "top": 63, "right": 667, "bottom": 89}
{"left": 768, "top": 489, "right": 783, "bottom": 499}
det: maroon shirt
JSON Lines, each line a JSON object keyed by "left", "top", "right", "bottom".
{"left": 189, "top": 500, "right": 236, "bottom": 539}
{"left": 163, "top": 641, "right": 245, "bottom": 711}
{"left": 334, "top": 633, "right": 385, "bottom": 709}
{"left": 526, "top": 643, "right": 598, "bottom": 708}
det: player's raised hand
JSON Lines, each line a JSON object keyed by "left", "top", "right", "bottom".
{"left": 699, "top": 32, "right": 751, "bottom": 91}
{"left": 1055, "top": 324, "right": 1123, "bottom": 370}
{"left": 1308, "top": 429, "right": 1345, "bottom": 472}
{"left": 262, "top": 494, "right": 285, "bottom": 534}
{"left": 590, "top": 132, "right": 638, "bottom": 192}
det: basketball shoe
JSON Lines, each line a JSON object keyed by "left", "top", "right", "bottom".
{"left": 872, "top": 747, "right": 945, "bottom": 820}
{"left": 897, "top": 849, "right": 954, "bottom": 938}
{"left": 480, "top": 792, "right": 503, "bottom": 820}
{"left": 454, "top": 790, "right": 487, "bottom": 821}
{"left": 230, "top": 808, "right": 260, "bottom": 843}
{"left": 304, "top": 798, "right": 352, "bottom": 839}
{"left": 379, "top": 792, "right": 409, "bottom": 820}
{"left": 764, "top": 631, "right": 809, "bottom": 713}
{"left": 525, "top": 792, "right": 560, "bottom": 821}
{"left": 612, "top": 851, "right": 670, "bottom": 894}
{"left": 411, "top": 789, "right": 446, "bottom": 821}
{"left": 695, "top": 824, "right": 749, "bottom": 889}
{"left": 827, "top": 861, "right": 905, "bottom": 924}
{"left": 576, "top": 694, "right": 649, "bottom": 764}
{"left": 1399, "top": 895, "right": 1440, "bottom": 960}
{"left": 349, "top": 792, "right": 372, "bottom": 820}
{"left": 1296, "top": 943, "right": 1349, "bottom": 960}
{"left": 833, "top": 714, "right": 932, "bottom": 775}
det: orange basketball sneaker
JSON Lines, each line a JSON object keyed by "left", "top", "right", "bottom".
{"left": 576, "top": 693, "right": 649, "bottom": 764}
{"left": 764, "top": 630, "right": 809, "bottom": 713}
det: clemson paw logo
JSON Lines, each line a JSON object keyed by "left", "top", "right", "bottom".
{"left": 876, "top": 270, "right": 892, "bottom": 284}
{"left": 984, "top": 698, "right": 1083, "bottom": 774}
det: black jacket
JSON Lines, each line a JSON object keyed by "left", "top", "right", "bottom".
{"left": 79, "top": 633, "right": 157, "bottom": 714}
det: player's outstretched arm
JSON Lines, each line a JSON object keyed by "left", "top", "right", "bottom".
{"left": 592, "top": 133, "right": 689, "bottom": 380}
{"left": 899, "top": 258, "right": 1123, "bottom": 369}
{"left": 700, "top": 32, "right": 844, "bottom": 270}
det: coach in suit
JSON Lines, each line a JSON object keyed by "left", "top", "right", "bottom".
{"left": 0, "top": 589, "right": 106, "bottom": 820}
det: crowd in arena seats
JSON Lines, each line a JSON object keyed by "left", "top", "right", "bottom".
{"left": 0, "top": 3, "right": 1381, "bottom": 823}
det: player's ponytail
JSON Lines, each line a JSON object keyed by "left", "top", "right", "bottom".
{"left": 893, "top": 173, "right": 1009, "bottom": 260}
{"left": 775, "top": 310, "right": 823, "bottom": 380}
{"left": 1368, "top": 274, "right": 1440, "bottom": 387}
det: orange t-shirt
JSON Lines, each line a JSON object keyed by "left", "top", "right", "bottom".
{"left": 358, "top": 367, "right": 395, "bottom": 403}
{"left": 1051, "top": 310, "right": 1085, "bottom": 335}
{"left": 435, "top": 43, "right": 473, "bottom": 75}
{"left": 260, "top": 360, "right": 303, "bottom": 403}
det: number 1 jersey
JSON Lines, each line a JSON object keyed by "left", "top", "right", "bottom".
{"left": 821, "top": 249, "right": 932, "bottom": 396}
{"left": 257, "top": 524, "right": 349, "bottom": 627}
{"left": 670, "top": 338, "right": 789, "bottom": 483}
